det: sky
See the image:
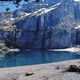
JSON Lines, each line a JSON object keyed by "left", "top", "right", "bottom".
{"left": 0, "top": 1, "right": 22, "bottom": 12}
{"left": 0, "top": 0, "right": 80, "bottom": 12}
{"left": 74, "top": 0, "right": 80, "bottom": 1}
{"left": 0, "top": 0, "right": 35, "bottom": 12}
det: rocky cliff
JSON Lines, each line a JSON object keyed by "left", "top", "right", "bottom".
{"left": 1, "top": 0, "right": 80, "bottom": 49}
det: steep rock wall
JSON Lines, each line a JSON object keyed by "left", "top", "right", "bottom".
{"left": 5, "top": 0, "right": 79, "bottom": 49}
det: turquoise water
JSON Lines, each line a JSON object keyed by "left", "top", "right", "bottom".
{"left": 0, "top": 51, "right": 80, "bottom": 68}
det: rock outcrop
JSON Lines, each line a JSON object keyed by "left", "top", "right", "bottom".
{"left": 1, "top": 0, "right": 80, "bottom": 49}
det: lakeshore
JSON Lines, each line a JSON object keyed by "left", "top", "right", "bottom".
{"left": 0, "top": 47, "right": 80, "bottom": 53}
{"left": 49, "top": 47, "right": 80, "bottom": 52}
{"left": 0, "top": 48, "right": 80, "bottom": 80}
{"left": 0, "top": 59, "right": 80, "bottom": 80}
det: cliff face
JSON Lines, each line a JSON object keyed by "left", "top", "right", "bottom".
{"left": 5, "top": 0, "right": 80, "bottom": 49}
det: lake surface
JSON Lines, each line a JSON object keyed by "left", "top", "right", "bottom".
{"left": 0, "top": 51, "right": 80, "bottom": 68}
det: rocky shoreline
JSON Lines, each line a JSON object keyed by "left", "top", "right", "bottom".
{"left": 0, "top": 59, "right": 80, "bottom": 80}
{"left": 49, "top": 47, "right": 80, "bottom": 52}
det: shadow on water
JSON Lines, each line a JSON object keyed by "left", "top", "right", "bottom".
{"left": 0, "top": 50, "right": 80, "bottom": 68}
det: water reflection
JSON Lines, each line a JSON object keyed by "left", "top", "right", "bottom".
{"left": 0, "top": 51, "right": 80, "bottom": 68}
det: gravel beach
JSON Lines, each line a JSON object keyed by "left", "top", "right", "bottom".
{"left": 0, "top": 59, "right": 80, "bottom": 80}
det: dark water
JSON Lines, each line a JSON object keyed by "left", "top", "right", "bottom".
{"left": 0, "top": 51, "right": 80, "bottom": 68}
